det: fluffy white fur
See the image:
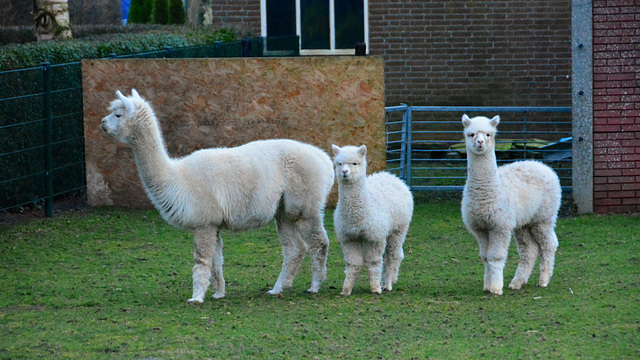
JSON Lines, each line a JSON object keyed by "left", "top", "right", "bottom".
{"left": 101, "top": 89, "right": 334, "bottom": 303}
{"left": 460, "top": 114, "right": 561, "bottom": 295}
{"left": 332, "top": 145, "right": 413, "bottom": 296}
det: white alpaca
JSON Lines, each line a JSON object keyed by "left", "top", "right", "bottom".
{"left": 332, "top": 145, "right": 413, "bottom": 296}
{"left": 460, "top": 114, "right": 561, "bottom": 295}
{"left": 101, "top": 89, "right": 334, "bottom": 303}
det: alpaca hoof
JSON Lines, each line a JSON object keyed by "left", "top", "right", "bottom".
{"left": 340, "top": 289, "right": 352, "bottom": 296}
{"left": 509, "top": 279, "right": 526, "bottom": 290}
{"left": 371, "top": 288, "right": 382, "bottom": 295}
{"left": 485, "top": 288, "right": 503, "bottom": 296}
{"left": 267, "top": 289, "right": 281, "bottom": 295}
{"left": 211, "top": 292, "right": 225, "bottom": 299}
{"left": 537, "top": 282, "right": 548, "bottom": 288}
{"left": 187, "top": 298, "right": 204, "bottom": 304}
{"left": 305, "top": 288, "right": 318, "bottom": 294}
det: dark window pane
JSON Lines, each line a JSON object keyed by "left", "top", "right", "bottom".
{"left": 335, "top": 0, "right": 364, "bottom": 49}
{"left": 266, "top": 0, "right": 296, "bottom": 37}
{"left": 301, "top": 0, "right": 329, "bottom": 49}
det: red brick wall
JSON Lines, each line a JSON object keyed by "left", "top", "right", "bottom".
{"left": 369, "top": 1, "right": 571, "bottom": 107}
{"left": 210, "top": 0, "right": 261, "bottom": 35}
{"left": 209, "top": 1, "right": 571, "bottom": 107}
{"left": 592, "top": 0, "right": 640, "bottom": 213}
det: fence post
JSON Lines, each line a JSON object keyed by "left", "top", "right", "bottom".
{"left": 399, "top": 104, "right": 407, "bottom": 182}
{"left": 214, "top": 41, "right": 222, "bottom": 57}
{"left": 42, "top": 62, "right": 53, "bottom": 217}
{"left": 241, "top": 38, "right": 251, "bottom": 57}
{"left": 405, "top": 104, "right": 412, "bottom": 188}
{"left": 165, "top": 46, "right": 173, "bottom": 58}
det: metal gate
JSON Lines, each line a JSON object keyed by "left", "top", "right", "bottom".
{"left": 385, "top": 105, "right": 573, "bottom": 191}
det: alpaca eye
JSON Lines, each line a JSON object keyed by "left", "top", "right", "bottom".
{"left": 353, "top": 163, "right": 358, "bottom": 166}
{"left": 115, "top": 114, "right": 121, "bottom": 118}
{"left": 468, "top": 133, "right": 474, "bottom": 137}
{"left": 486, "top": 134, "right": 491, "bottom": 137}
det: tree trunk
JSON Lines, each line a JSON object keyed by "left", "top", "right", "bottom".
{"left": 34, "top": 0, "right": 72, "bottom": 41}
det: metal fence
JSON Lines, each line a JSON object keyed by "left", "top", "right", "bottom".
{"left": 0, "top": 36, "right": 298, "bottom": 216}
{"left": 386, "top": 105, "right": 573, "bottom": 191}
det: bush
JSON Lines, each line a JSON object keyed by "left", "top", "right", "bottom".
{"left": 128, "top": 0, "right": 153, "bottom": 24}
{"left": 153, "top": 0, "right": 170, "bottom": 25}
{"left": 0, "top": 27, "right": 237, "bottom": 71}
{"left": 169, "top": 0, "right": 186, "bottom": 25}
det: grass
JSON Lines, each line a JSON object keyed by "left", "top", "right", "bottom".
{"left": 0, "top": 198, "right": 639, "bottom": 359}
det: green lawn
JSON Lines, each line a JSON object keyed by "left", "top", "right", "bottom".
{"left": 0, "top": 198, "right": 638, "bottom": 359}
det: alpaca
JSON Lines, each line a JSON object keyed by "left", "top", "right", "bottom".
{"left": 332, "top": 145, "right": 413, "bottom": 296}
{"left": 101, "top": 89, "right": 335, "bottom": 303}
{"left": 460, "top": 114, "right": 561, "bottom": 295}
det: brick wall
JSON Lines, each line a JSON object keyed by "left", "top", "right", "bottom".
{"left": 369, "top": 1, "right": 572, "bottom": 107}
{"left": 209, "top": 0, "right": 571, "bottom": 107}
{"left": 210, "top": 0, "right": 261, "bottom": 35}
{"left": 592, "top": 0, "right": 640, "bottom": 213}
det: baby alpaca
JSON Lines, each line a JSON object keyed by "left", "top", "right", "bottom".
{"left": 461, "top": 114, "right": 561, "bottom": 295}
{"left": 332, "top": 145, "right": 413, "bottom": 295}
{"left": 101, "top": 89, "right": 334, "bottom": 303}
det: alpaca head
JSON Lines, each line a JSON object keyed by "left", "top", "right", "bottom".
{"left": 331, "top": 144, "right": 367, "bottom": 183}
{"left": 462, "top": 114, "right": 500, "bottom": 155}
{"left": 101, "top": 89, "right": 151, "bottom": 144}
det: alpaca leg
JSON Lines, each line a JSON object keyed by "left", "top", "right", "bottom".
{"left": 382, "top": 228, "right": 407, "bottom": 291}
{"left": 268, "top": 218, "right": 307, "bottom": 295}
{"left": 485, "top": 230, "right": 511, "bottom": 295}
{"left": 188, "top": 227, "right": 218, "bottom": 304}
{"left": 298, "top": 216, "right": 329, "bottom": 293}
{"left": 210, "top": 231, "right": 225, "bottom": 299}
{"left": 509, "top": 228, "right": 539, "bottom": 290}
{"left": 534, "top": 224, "right": 559, "bottom": 288}
{"left": 364, "top": 240, "right": 386, "bottom": 295}
{"left": 340, "top": 240, "right": 364, "bottom": 296}
{"left": 472, "top": 229, "right": 491, "bottom": 292}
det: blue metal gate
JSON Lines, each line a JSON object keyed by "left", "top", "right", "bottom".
{"left": 385, "top": 105, "right": 573, "bottom": 191}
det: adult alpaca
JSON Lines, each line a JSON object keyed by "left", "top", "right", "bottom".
{"left": 101, "top": 89, "right": 334, "bottom": 303}
{"left": 461, "top": 114, "right": 561, "bottom": 295}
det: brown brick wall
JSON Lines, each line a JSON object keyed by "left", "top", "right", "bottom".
{"left": 592, "top": 0, "right": 640, "bottom": 213}
{"left": 211, "top": 0, "right": 572, "bottom": 107}
{"left": 210, "top": 0, "right": 261, "bottom": 35}
{"left": 369, "top": 1, "right": 572, "bottom": 107}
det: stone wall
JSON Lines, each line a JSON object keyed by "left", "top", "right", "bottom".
{"left": 82, "top": 57, "right": 385, "bottom": 208}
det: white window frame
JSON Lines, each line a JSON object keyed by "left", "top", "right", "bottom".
{"left": 261, "top": 0, "right": 369, "bottom": 55}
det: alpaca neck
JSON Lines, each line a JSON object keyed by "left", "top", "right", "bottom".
{"left": 338, "top": 177, "right": 371, "bottom": 215}
{"left": 466, "top": 149, "right": 500, "bottom": 187}
{"left": 129, "top": 114, "right": 175, "bottom": 193}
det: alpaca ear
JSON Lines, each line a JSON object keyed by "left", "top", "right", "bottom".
{"left": 462, "top": 114, "right": 472, "bottom": 128}
{"left": 331, "top": 144, "right": 341, "bottom": 157}
{"left": 490, "top": 115, "right": 501, "bottom": 127}
{"left": 358, "top": 145, "right": 367, "bottom": 157}
{"left": 117, "top": 90, "right": 134, "bottom": 114}
{"left": 131, "top": 89, "right": 142, "bottom": 100}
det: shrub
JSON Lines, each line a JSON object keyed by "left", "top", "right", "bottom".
{"left": 169, "top": 0, "right": 186, "bottom": 25}
{"left": 153, "top": 0, "right": 170, "bottom": 25}
{"left": 128, "top": 0, "right": 153, "bottom": 24}
{"left": 0, "top": 27, "right": 237, "bottom": 71}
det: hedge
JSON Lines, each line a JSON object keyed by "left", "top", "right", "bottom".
{"left": 0, "top": 27, "right": 236, "bottom": 71}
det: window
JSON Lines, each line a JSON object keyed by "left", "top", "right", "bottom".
{"left": 262, "top": 0, "right": 369, "bottom": 55}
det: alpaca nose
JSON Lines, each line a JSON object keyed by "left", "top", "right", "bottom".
{"left": 477, "top": 138, "right": 484, "bottom": 145}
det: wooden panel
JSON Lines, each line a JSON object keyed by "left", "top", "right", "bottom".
{"left": 82, "top": 57, "right": 385, "bottom": 208}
